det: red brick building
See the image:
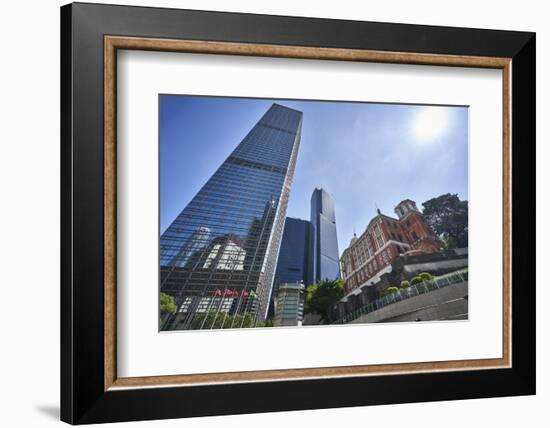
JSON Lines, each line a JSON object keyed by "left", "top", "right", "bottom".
{"left": 340, "top": 199, "right": 441, "bottom": 296}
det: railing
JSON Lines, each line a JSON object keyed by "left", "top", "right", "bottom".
{"left": 335, "top": 269, "right": 468, "bottom": 324}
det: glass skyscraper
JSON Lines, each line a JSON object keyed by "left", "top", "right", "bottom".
{"left": 160, "top": 103, "right": 303, "bottom": 330}
{"left": 310, "top": 188, "right": 341, "bottom": 283}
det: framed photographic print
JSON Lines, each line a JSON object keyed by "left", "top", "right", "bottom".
{"left": 60, "top": 2, "right": 535, "bottom": 424}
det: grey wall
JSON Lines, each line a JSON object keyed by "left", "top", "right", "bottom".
{"left": 350, "top": 281, "right": 468, "bottom": 324}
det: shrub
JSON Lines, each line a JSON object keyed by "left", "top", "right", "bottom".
{"left": 400, "top": 280, "right": 410, "bottom": 288}
{"left": 381, "top": 286, "right": 400, "bottom": 297}
{"left": 410, "top": 276, "right": 423, "bottom": 285}
{"left": 418, "top": 272, "right": 433, "bottom": 281}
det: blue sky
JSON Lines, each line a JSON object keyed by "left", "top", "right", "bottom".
{"left": 160, "top": 95, "right": 468, "bottom": 254}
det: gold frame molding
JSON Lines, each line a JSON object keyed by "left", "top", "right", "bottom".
{"left": 104, "top": 35, "right": 512, "bottom": 391}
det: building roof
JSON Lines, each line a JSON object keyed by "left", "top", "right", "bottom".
{"left": 278, "top": 282, "right": 306, "bottom": 291}
{"left": 271, "top": 103, "right": 303, "bottom": 115}
{"left": 395, "top": 198, "right": 416, "bottom": 207}
{"left": 341, "top": 199, "right": 421, "bottom": 254}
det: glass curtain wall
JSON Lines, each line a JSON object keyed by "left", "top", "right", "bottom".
{"left": 160, "top": 103, "right": 303, "bottom": 331}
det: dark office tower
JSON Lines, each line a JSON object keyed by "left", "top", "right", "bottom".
{"left": 274, "top": 218, "right": 314, "bottom": 289}
{"left": 160, "top": 103, "right": 303, "bottom": 330}
{"left": 270, "top": 217, "right": 314, "bottom": 317}
{"left": 310, "top": 188, "right": 341, "bottom": 283}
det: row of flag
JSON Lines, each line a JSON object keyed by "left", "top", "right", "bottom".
{"left": 213, "top": 288, "right": 257, "bottom": 298}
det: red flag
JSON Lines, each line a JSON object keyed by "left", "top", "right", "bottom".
{"left": 214, "top": 288, "right": 222, "bottom": 297}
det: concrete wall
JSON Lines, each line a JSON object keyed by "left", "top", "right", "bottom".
{"left": 303, "top": 313, "right": 323, "bottom": 325}
{"left": 349, "top": 281, "right": 468, "bottom": 324}
{"left": 403, "top": 258, "right": 468, "bottom": 276}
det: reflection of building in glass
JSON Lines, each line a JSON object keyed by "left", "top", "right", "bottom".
{"left": 310, "top": 188, "right": 341, "bottom": 283}
{"left": 170, "top": 226, "right": 211, "bottom": 268}
{"left": 193, "top": 235, "right": 245, "bottom": 270}
{"left": 273, "top": 283, "right": 305, "bottom": 327}
{"left": 160, "top": 103, "right": 303, "bottom": 330}
{"left": 242, "top": 198, "right": 278, "bottom": 273}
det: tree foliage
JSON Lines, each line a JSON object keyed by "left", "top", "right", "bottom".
{"left": 422, "top": 193, "right": 468, "bottom": 248}
{"left": 400, "top": 280, "right": 410, "bottom": 288}
{"left": 190, "top": 311, "right": 264, "bottom": 329}
{"left": 304, "top": 279, "right": 345, "bottom": 324}
{"left": 160, "top": 292, "right": 177, "bottom": 315}
{"left": 441, "top": 235, "right": 458, "bottom": 250}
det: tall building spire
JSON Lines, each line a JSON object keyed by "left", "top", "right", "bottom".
{"left": 310, "top": 188, "right": 341, "bottom": 283}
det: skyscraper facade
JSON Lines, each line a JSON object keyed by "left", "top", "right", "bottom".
{"left": 160, "top": 103, "right": 303, "bottom": 330}
{"left": 310, "top": 188, "right": 341, "bottom": 283}
{"left": 271, "top": 217, "right": 314, "bottom": 311}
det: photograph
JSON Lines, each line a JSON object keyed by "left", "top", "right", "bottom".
{"left": 52, "top": 2, "right": 537, "bottom": 424}
{"left": 159, "top": 95, "right": 469, "bottom": 331}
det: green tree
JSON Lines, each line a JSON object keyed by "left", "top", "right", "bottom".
{"left": 160, "top": 292, "right": 177, "bottom": 315}
{"left": 422, "top": 193, "right": 468, "bottom": 248}
{"left": 441, "top": 235, "right": 457, "bottom": 250}
{"left": 305, "top": 279, "right": 345, "bottom": 324}
{"left": 256, "top": 318, "right": 273, "bottom": 328}
{"left": 400, "top": 280, "right": 410, "bottom": 288}
{"left": 239, "top": 312, "right": 255, "bottom": 328}
{"left": 190, "top": 311, "right": 269, "bottom": 330}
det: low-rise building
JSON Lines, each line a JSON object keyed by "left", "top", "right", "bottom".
{"left": 336, "top": 249, "right": 468, "bottom": 319}
{"left": 340, "top": 199, "right": 441, "bottom": 301}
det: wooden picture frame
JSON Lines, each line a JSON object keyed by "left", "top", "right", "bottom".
{"left": 61, "top": 2, "right": 535, "bottom": 424}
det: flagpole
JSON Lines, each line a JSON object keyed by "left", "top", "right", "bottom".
{"left": 230, "top": 288, "right": 243, "bottom": 329}
{"left": 212, "top": 287, "right": 232, "bottom": 329}
{"left": 236, "top": 288, "right": 251, "bottom": 328}
{"left": 198, "top": 287, "right": 222, "bottom": 330}
{"left": 207, "top": 239, "right": 240, "bottom": 329}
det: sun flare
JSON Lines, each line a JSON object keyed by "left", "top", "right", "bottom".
{"left": 413, "top": 107, "right": 449, "bottom": 143}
